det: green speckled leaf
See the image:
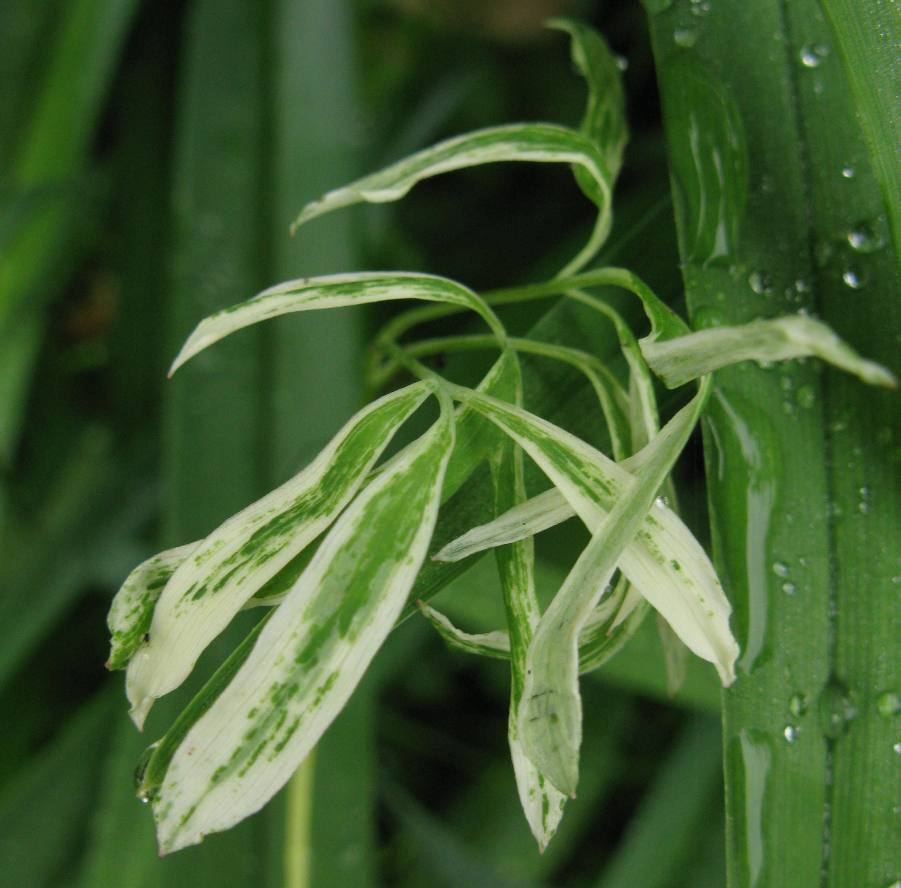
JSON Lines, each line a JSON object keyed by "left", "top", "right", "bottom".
{"left": 452, "top": 382, "right": 737, "bottom": 795}
{"left": 126, "top": 381, "right": 431, "bottom": 727}
{"left": 432, "top": 428, "right": 734, "bottom": 683}
{"left": 169, "top": 272, "right": 506, "bottom": 375}
{"left": 548, "top": 18, "right": 627, "bottom": 181}
{"left": 153, "top": 390, "right": 455, "bottom": 853}
{"left": 640, "top": 314, "right": 897, "bottom": 389}
{"left": 106, "top": 542, "right": 196, "bottom": 671}
{"left": 291, "top": 124, "right": 613, "bottom": 277}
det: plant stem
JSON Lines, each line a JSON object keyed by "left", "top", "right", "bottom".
{"left": 284, "top": 755, "right": 315, "bottom": 888}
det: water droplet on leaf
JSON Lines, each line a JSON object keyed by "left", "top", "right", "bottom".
{"left": 674, "top": 28, "right": 698, "bottom": 47}
{"left": 799, "top": 44, "right": 829, "bottom": 67}
{"left": 772, "top": 561, "right": 790, "bottom": 578}
{"left": 748, "top": 270, "right": 772, "bottom": 295}
{"left": 842, "top": 267, "right": 865, "bottom": 289}
{"left": 877, "top": 692, "right": 900, "bottom": 718}
{"left": 818, "top": 680, "right": 857, "bottom": 739}
{"left": 841, "top": 164, "right": 855, "bottom": 179}
{"left": 789, "top": 693, "right": 808, "bottom": 718}
{"left": 783, "top": 725, "right": 798, "bottom": 743}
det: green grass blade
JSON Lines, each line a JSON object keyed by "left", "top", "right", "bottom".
{"left": 647, "top": 3, "right": 901, "bottom": 885}
{"left": 153, "top": 395, "right": 455, "bottom": 852}
{"left": 0, "top": 691, "right": 115, "bottom": 888}
{"left": 593, "top": 715, "right": 723, "bottom": 888}
{"left": 821, "top": 0, "right": 901, "bottom": 261}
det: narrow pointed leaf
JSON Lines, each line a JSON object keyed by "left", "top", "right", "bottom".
{"left": 641, "top": 314, "right": 897, "bottom": 389}
{"left": 514, "top": 379, "right": 723, "bottom": 796}
{"left": 106, "top": 542, "right": 197, "bottom": 671}
{"left": 170, "top": 272, "right": 506, "bottom": 375}
{"left": 153, "top": 392, "right": 455, "bottom": 853}
{"left": 126, "top": 382, "right": 431, "bottom": 727}
{"left": 490, "top": 366, "right": 566, "bottom": 850}
{"left": 290, "top": 124, "right": 613, "bottom": 277}
{"left": 548, "top": 18, "right": 628, "bottom": 180}
{"left": 433, "top": 423, "right": 734, "bottom": 681}
{"left": 416, "top": 602, "right": 510, "bottom": 660}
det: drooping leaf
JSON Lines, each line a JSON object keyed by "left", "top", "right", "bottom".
{"left": 126, "top": 381, "right": 431, "bottom": 727}
{"left": 152, "top": 389, "right": 455, "bottom": 853}
{"left": 514, "top": 379, "right": 719, "bottom": 796}
{"left": 548, "top": 18, "right": 628, "bottom": 181}
{"left": 169, "top": 272, "right": 506, "bottom": 375}
{"left": 432, "top": 406, "right": 735, "bottom": 683}
{"left": 291, "top": 124, "right": 614, "bottom": 277}
{"left": 641, "top": 314, "right": 897, "bottom": 390}
{"left": 416, "top": 602, "right": 510, "bottom": 660}
{"left": 107, "top": 543, "right": 196, "bottom": 671}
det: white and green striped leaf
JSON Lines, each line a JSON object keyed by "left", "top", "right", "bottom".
{"left": 125, "top": 381, "right": 431, "bottom": 728}
{"left": 549, "top": 18, "right": 628, "bottom": 181}
{"left": 290, "top": 124, "right": 613, "bottom": 278}
{"left": 640, "top": 314, "right": 898, "bottom": 389}
{"left": 169, "top": 272, "right": 506, "bottom": 375}
{"left": 106, "top": 543, "right": 196, "bottom": 671}
{"left": 450, "top": 381, "right": 736, "bottom": 794}
{"left": 152, "top": 389, "right": 455, "bottom": 853}
{"left": 490, "top": 363, "right": 567, "bottom": 850}
{"left": 416, "top": 602, "right": 510, "bottom": 660}
{"left": 431, "top": 412, "right": 735, "bottom": 685}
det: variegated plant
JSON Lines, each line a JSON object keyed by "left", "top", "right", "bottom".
{"left": 107, "top": 19, "right": 896, "bottom": 855}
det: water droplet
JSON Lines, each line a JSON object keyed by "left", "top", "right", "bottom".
{"left": 783, "top": 725, "right": 798, "bottom": 743}
{"left": 842, "top": 267, "right": 865, "bottom": 289}
{"left": 857, "top": 486, "right": 871, "bottom": 514}
{"left": 782, "top": 581, "right": 797, "bottom": 595}
{"left": 789, "top": 693, "right": 808, "bottom": 718}
{"left": 892, "top": 576, "right": 901, "bottom": 585}
{"left": 772, "top": 561, "right": 790, "bottom": 578}
{"left": 615, "top": 55, "right": 629, "bottom": 71}
{"left": 877, "top": 692, "right": 900, "bottom": 717}
{"left": 748, "top": 270, "right": 772, "bottom": 295}
{"left": 796, "top": 385, "right": 816, "bottom": 410}
{"left": 800, "top": 44, "right": 829, "bottom": 67}
{"left": 655, "top": 495, "right": 670, "bottom": 508}
{"left": 894, "top": 742, "right": 901, "bottom": 755}
{"left": 847, "top": 222, "right": 884, "bottom": 253}
{"left": 884, "top": 881, "right": 901, "bottom": 888}
{"left": 841, "top": 164, "right": 855, "bottom": 179}
{"left": 689, "top": 0, "right": 712, "bottom": 15}
{"left": 818, "top": 680, "right": 858, "bottom": 739}
{"left": 674, "top": 28, "right": 698, "bottom": 48}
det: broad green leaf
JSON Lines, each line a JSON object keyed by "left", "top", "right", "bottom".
{"left": 548, "top": 18, "right": 628, "bottom": 181}
{"left": 169, "top": 272, "right": 506, "bottom": 375}
{"left": 152, "top": 391, "right": 455, "bottom": 853}
{"left": 641, "top": 315, "right": 897, "bottom": 390}
{"left": 822, "top": 0, "right": 901, "bottom": 261}
{"left": 126, "top": 381, "right": 431, "bottom": 727}
{"left": 649, "top": 2, "right": 901, "bottom": 882}
{"left": 290, "top": 124, "right": 613, "bottom": 278}
{"left": 107, "top": 543, "right": 196, "bottom": 671}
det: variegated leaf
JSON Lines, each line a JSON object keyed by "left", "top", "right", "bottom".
{"left": 290, "top": 124, "right": 613, "bottom": 278}
{"left": 153, "top": 389, "right": 455, "bottom": 853}
{"left": 490, "top": 364, "right": 567, "bottom": 849}
{"left": 416, "top": 602, "right": 510, "bottom": 659}
{"left": 169, "top": 272, "right": 506, "bottom": 375}
{"left": 640, "top": 314, "right": 897, "bottom": 389}
{"left": 548, "top": 18, "right": 628, "bottom": 181}
{"left": 126, "top": 381, "right": 431, "bottom": 727}
{"left": 107, "top": 543, "right": 196, "bottom": 671}
{"left": 450, "top": 381, "right": 736, "bottom": 794}
{"left": 432, "top": 466, "right": 734, "bottom": 682}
